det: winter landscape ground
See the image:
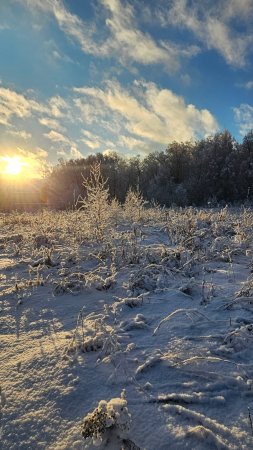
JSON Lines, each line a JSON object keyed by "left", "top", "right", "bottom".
{"left": 2, "top": 202, "right": 253, "bottom": 450}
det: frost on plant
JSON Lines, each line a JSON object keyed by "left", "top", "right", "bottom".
{"left": 124, "top": 188, "right": 145, "bottom": 223}
{"left": 79, "top": 163, "right": 111, "bottom": 242}
{"left": 82, "top": 390, "right": 133, "bottom": 449}
{"left": 222, "top": 324, "right": 253, "bottom": 352}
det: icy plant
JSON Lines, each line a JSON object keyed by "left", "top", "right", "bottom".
{"left": 236, "top": 275, "right": 253, "bottom": 298}
{"left": 127, "top": 264, "right": 174, "bottom": 295}
{"left": 66, "top": 310, "right": 120, "bottom": 358}
{"left": 153, "top": 308, "right": 211, "bottom": 335}
{"left": 109, "top": 197, "right": 122, "bottom": 227}
{"left": 79, "top": 163, "right": 111, "bottom": 242}
{"left": 117, "top": 231, "right": 142, "bottom": 266}
{"left": 115, "top": 295, "right": 145, "bottom": 309}
{"left": 34, "top": 234, "right": 51, "bottom": 249}
{"left": 222, "top": 324, "right": 253, "bottom": 352}
{"left": 31, "top": 248, "right": 58, "bottom": 268}
{"left": 85, "top": 271, "right": 116, "bottom": 291}
{"left": 119, "top": 314, "right": 150, "bottom": 332}
{"left": 82, "top": 390, "right": 132, "bottom": 449}
{"left": 53, "top": 278, "right": 83, "bottom": 296}
{"left": 124, "top": 188, "right": 145, "bottom": 223}
{"left": 135, "top": 349, "right": 163, "bottom": 374}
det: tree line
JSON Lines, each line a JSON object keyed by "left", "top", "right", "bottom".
{"left": 1, "top": 129, "right": 253, "bottom": 210}
{"left": 44, "top": 129, "right": 253, "bottom": 209}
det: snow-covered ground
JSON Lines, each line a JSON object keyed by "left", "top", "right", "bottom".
{"left": 2, "top": 206, "right": 253, "bottom": 449}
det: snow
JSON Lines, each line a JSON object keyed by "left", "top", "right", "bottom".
{"left": 1, "top": 207, "right": 253, "bottom": 449}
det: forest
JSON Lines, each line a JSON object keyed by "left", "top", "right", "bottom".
{"left": 1, "top": 129, "right": 253, "bottom": 210}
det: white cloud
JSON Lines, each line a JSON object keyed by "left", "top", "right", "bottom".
{"left": 53, "top": 144, "right": 83, "bottom": 160}
{"left": 44, "top": 130, "right": 70, "bottom": 144}
{"left": 80, "top": 138, "right": 101, "bottom": 150}
{"left": 233, "top": 104, "right": 253, "bottom": 136}
{"left": 34, "top": 147, "right": 49, "bottom": 159}
{"left": 223, "top": 0, "right": 253, "bottom": 21}
{"left": 80, "top": 129, "right": 101, "bottom": 149}
{"left": 0, "top": 87, "right": 48, "bottom": 126}
{"left": 118, "top": 135, "right": 147, "bottom": 150}
{"left": 18, "top": 0, "right": 199, "bottom": 72}
{"left": 51, "top": 49, "right": 75, "bottom": 64}
{"left": 70, "top": 145, "right": 83, "bottom": 159}
{"left": 74, "top": 80, "right": 218, "bottom": 145}
{"left": 15, "top": 146, "right": 48, "bottom": 161}
{"left": 80, "top": 129, "right": 116, "bottom": 151}
{"left": 0, "top": 86, "right": 73, "bottom": 161}
{"left": 116, "top": 134, "right": 155, "bottom": 155}
{"left": 74, "top": 97, "right": 120, "bottom": 128}
{"left": 39, "top": 117, "right": 66, "bottom": 132}
{"left": 49, "top": 95, "right": 68, "bottom": 118}
{"left": 100, "top": 0, "right": 199, "bottom": 70}
{"left": 242, "top": 81, "right": 253, "bottom": 90}
{"left": 0, "top": 24, "right": 10, "bottom": 30}
{"left": 56, "top": 149, "right": 68, "bottom": 158}
{"left": 7, "top": 129, "right": 32, "bottom": 140}
{"left": 82, "top": 130, "right": 96, "bottom": 139}
{"left": 43, "top": 127, "right": 84, "bottom": 160}
{"left": 156, "top": 0, "right": 253, "bottom": 67}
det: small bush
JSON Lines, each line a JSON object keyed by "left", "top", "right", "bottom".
{"left": 82, "top": 391, "right": 132, "bottom": 448}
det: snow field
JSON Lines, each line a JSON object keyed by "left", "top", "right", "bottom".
{"left": 1, "top": 206, "right": 253, "bottom": 449}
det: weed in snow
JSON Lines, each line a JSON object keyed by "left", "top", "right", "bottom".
{"left": 82, "top": 391, "right": 140, "bottom": 450}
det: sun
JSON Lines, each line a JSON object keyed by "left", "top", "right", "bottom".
{"left": 1, "top": 154, "right": 42, "bottom": 181}
{"left": 4, "top": 157, "right": 22, "bottom": 176}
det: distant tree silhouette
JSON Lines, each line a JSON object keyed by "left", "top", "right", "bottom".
{"left": 27, "top": 128, "right": 253, "bottom": 211}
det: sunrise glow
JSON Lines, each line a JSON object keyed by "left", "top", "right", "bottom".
{"left": 0, "top": 154, "right": 42, "bottom": 181}
{"left": 4, "top": 156, "right": 22, "bottom": 176}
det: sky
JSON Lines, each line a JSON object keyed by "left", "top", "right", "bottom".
{"left": 0, "top": 0, "right": 253, "bottom": 170}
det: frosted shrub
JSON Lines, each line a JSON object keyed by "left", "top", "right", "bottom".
{"left": 79, "top": 163, "right": 111, "bottom": 242}
{"left": 34, "top": 234, "right": 51, "bottom": 249}
{"left": 118, "top": 231, "right": 142, "bottom": 265}
{"left": 128, "top": 264, "right": 173, "bottom": 295}
{"left": 66, "top": 311, "right": 120, "bottom": 357}
{"left": 82, "top": 391, "right": 132, "bottom": 449}
{"left": 109, "top": 197, "right": 122, "bottom": 227}
{"left": 222, "top": 324, "right": 253, "bottom": 352}
{"left": 124, "top": 188, "right": 145, "bottom": 223}
{"left": 236, "top": 275, "right": 253, "bottom": 298}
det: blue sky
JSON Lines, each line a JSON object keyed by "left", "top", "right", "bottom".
{"left": 0, "top": 0, "right": 252, "bottom": 168}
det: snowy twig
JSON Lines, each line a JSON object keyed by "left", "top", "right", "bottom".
{"left": 153, "top": 308, "right": 212, "bottom": 335}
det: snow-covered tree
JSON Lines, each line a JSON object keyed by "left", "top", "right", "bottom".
{"left": 80, "top": 163, "right": 110, "bottom": 242}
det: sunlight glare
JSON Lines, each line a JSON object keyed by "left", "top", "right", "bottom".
{"left": 5, "top": 157, "right": 22, "bottom": 176}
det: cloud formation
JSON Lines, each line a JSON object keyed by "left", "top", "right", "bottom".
{"left": 0, "top": 84, "right": 72, "bottom": 138}
{"left": 0, "top": 87, "right": 47, "bottom": 126}
{"left": 7, "top": 129, "right": 32, "bottom": 140}
{"left": 17, "top": 0, "right": 199, "bottom": 72}
{"left": 74, "top": 80, "right": 218, "bottom": 145}
{"left": 39, "top": 117, "right": 66, "bottom": 132}
{"left": 241, "top": 81, "right": 253, "bottom": 90}
{"left": 44, "top": 130, "right": 70, "bottom": 144}
{"left": 156, "top": 0, "right": 253, "bottom": 67}
{"left": 234, "top": 104, "right": 253, "bottom": 136}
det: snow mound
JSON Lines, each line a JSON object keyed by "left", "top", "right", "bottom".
{"left": 82, "top": 391, "right": 139, "bottom": 450}
{"left": 222, "top": 324, "right": 253, "bottom": 352}
{"left": 186, "top": 425, "right": 229, "bottom": 450}
{"left": 128, "top": 264, "right": 174, "bottom": 295}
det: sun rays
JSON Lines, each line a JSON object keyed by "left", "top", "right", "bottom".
{"left": 4, "top": 156, "right": 23, "bottom": 176}
{"left": 0, "top": 154, "right": 42, "bottom": 181}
